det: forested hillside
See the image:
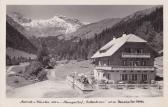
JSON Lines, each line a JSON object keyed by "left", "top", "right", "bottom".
{"left": 44, "top": 6, "right": 163, "bottom": 60}
{"left": 6, "top": 22, "right": 37, "bottom": 54}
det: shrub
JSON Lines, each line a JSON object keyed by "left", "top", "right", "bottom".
{"left": 155, "top": 75, "right": 163, "bottom": 81}
{"left": 49, "top": 57, "right": 57, "bottom": 67}
{"left": 37, "top": 41, "right": 50, "bottom": 67}
{"left": 24, "top": 61, "right": 43, "bottom": 77}
{"left": 24, "top": 61, "right": 48, "bottom": 81}
{"left": 37, "top": 69, "right": 48, "bottom": 81}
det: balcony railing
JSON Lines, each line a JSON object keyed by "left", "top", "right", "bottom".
{"left": 95, "top": 66, "right": 155, "bottom": 71}
{"left": 122, "top": 52, "right": 150, "bottom": 58}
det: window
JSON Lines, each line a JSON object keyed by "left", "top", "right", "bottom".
{"left": 107, "top": 73, "right": 110, "bottom": 79}
{"left": 140, "top": 49, "right": 143, "bottom": 53}
{"left": 121, "top": 74, "right": 128, "bottom": 81}
{"left": 137, "top": 48, "right": 143, "bottom": 53}
{"left": 142, "top": 74, "right": 147, "bottom": 81}
{"left": 142, "top": 61, "right": 146, "bottom": 66}
{"left": 125, "top": 48, "right": 131, "bottom": 53}
{"left": 107, "top": 59, "right": 110, "bottom": 66}
{"left": 129, "top": 61, "right": 134, "bottom": 66}
{"left": 133, "top": 61, "right": 140, "bottom": 66}
{"left": 126, "top": 60, "right": 142, "bottom": 66}
{"left": 132, "top": 74, "right": 137, "bottom": 81}
{"left": 99, "top": 61, "right": 101, "bottom": 66}
{"left": 125, "top": 48, "right": 133, "bottom": 53}
{"left": 123, "top": 60, "right": 127, "bottom": 66}
{"left": 99, "top": 50, "right": 106, "bottom": 53}
{"left": 130, "top": 48, "right": 134, "bottom": 53}
{"left": 103, "top": 73, "right": 110, "bottom": 80}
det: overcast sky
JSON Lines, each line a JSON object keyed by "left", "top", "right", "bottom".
{"left": 7, "top": 5, "right": 157, "bottom": 23}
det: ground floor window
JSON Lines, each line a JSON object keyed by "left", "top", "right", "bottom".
{"left": 121, "top": 74, "right": 128, "bottom": 81}
{"left": 120, "top": 74, "right": 138, "bottom": 81}
{"left": 132, "top": 74, "right": 137, "bottom": 81}
{"left": 103, "top": 73, "right": 110, "bottom": 80}
{"left": 107, "top": 73, "right": 110, "bottom": 79}
{"left": 142, "top": 74, "right": 147, "bottom": 81}
{"left": 119, "top": 73, "right": 149, "bottom": 83}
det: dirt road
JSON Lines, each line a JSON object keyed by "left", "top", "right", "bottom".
{"left": 7, "top": 80, "right": 79, "bottom": 98}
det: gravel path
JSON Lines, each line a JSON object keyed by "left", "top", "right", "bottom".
{"left": 7, "top": 80, "right": 79, "bottom": 98}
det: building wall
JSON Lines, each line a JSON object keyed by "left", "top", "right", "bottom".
{"left": 96, "top": 42, "right": 156, "bottom": 67}
{"left": 93, "top": 42, "right": 157, "bottom": 84}
{"left": 94, "top": 69, "right": 156, "bottom": 83}
{"left": 110, "top": 70, "right": 155, "bottom": 83}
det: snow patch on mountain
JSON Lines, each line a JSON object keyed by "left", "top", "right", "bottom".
{"left": 8, "top": 12, "right": 85, "bottom": 37}
{"left": 21, "top": 15, "right": 84, "bottom": 34}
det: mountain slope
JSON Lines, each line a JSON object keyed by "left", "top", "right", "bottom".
{"left": 63, "top": 18, "right": 121, "bottom": 40}
{"left": 6, "top": 15, "right": 32, "bottom": 38}
{"left": 47, "top": 6, "right": 163, "bottom": 60}
{"left": 7, "top": 6, "right": 163, "bottom": 61}
{"left": 6, "top": 21, "right": 37, "bottom": 54}
{"left": 7, "top": 14, "right": 44, "bottom": 48}
{"left": 95, "top": 6, "right": 163, "bottom": 51}
{"left": 8, "top": 12, "right": 85, "bottom": 38}
{"left": 8, "top": 12, "right": 32, "bottom": 23}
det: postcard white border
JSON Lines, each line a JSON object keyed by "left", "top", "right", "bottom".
{"left": 0, "top": 0, "right": 168, "bottom": 107}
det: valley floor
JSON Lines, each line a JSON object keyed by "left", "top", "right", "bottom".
{"left": 7, "top": 80, "right": 80, "bottom": 98}
{"left": 7, "top": 79, "right": 163, "bottom": 98}
{"left": 6, "top": 59, "right": 163, "bottom": 98}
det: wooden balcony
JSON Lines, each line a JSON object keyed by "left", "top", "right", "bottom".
{"left": 95, "top": 66, "right": 155, "bottom": 71}
{"left": 122, "top": 52, "right": 150, "bottom": 58}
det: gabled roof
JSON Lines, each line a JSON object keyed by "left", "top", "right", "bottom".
{"left": 91, "top": 34, "right": 147, "bottom": 58}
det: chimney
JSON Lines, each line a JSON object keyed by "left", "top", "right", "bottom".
{"left": 122, "top": 34, "right": 127, "bottom": 37}
{"left": 113, "top": 36, "right": 116, "bottom": 40}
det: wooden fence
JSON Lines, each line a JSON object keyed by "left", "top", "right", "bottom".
{"left": 67, "top": 75, "right": 162, "bottom": 91}
{"left": 97, "top": 83, "right": 162, "bottom": 89}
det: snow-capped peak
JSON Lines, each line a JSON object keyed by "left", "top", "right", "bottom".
{"left": 8, "top": 12, "right": 85, "bottom": 37}
{"left": 21, "top": 15, "right": 83, "bottom": 34}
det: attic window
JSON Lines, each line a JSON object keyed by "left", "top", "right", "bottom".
{"left": 99, "top": 44, "right": 114, "bottom": 53}
{"left": 99, "top": 49, "right": 106, "bottom": 53}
